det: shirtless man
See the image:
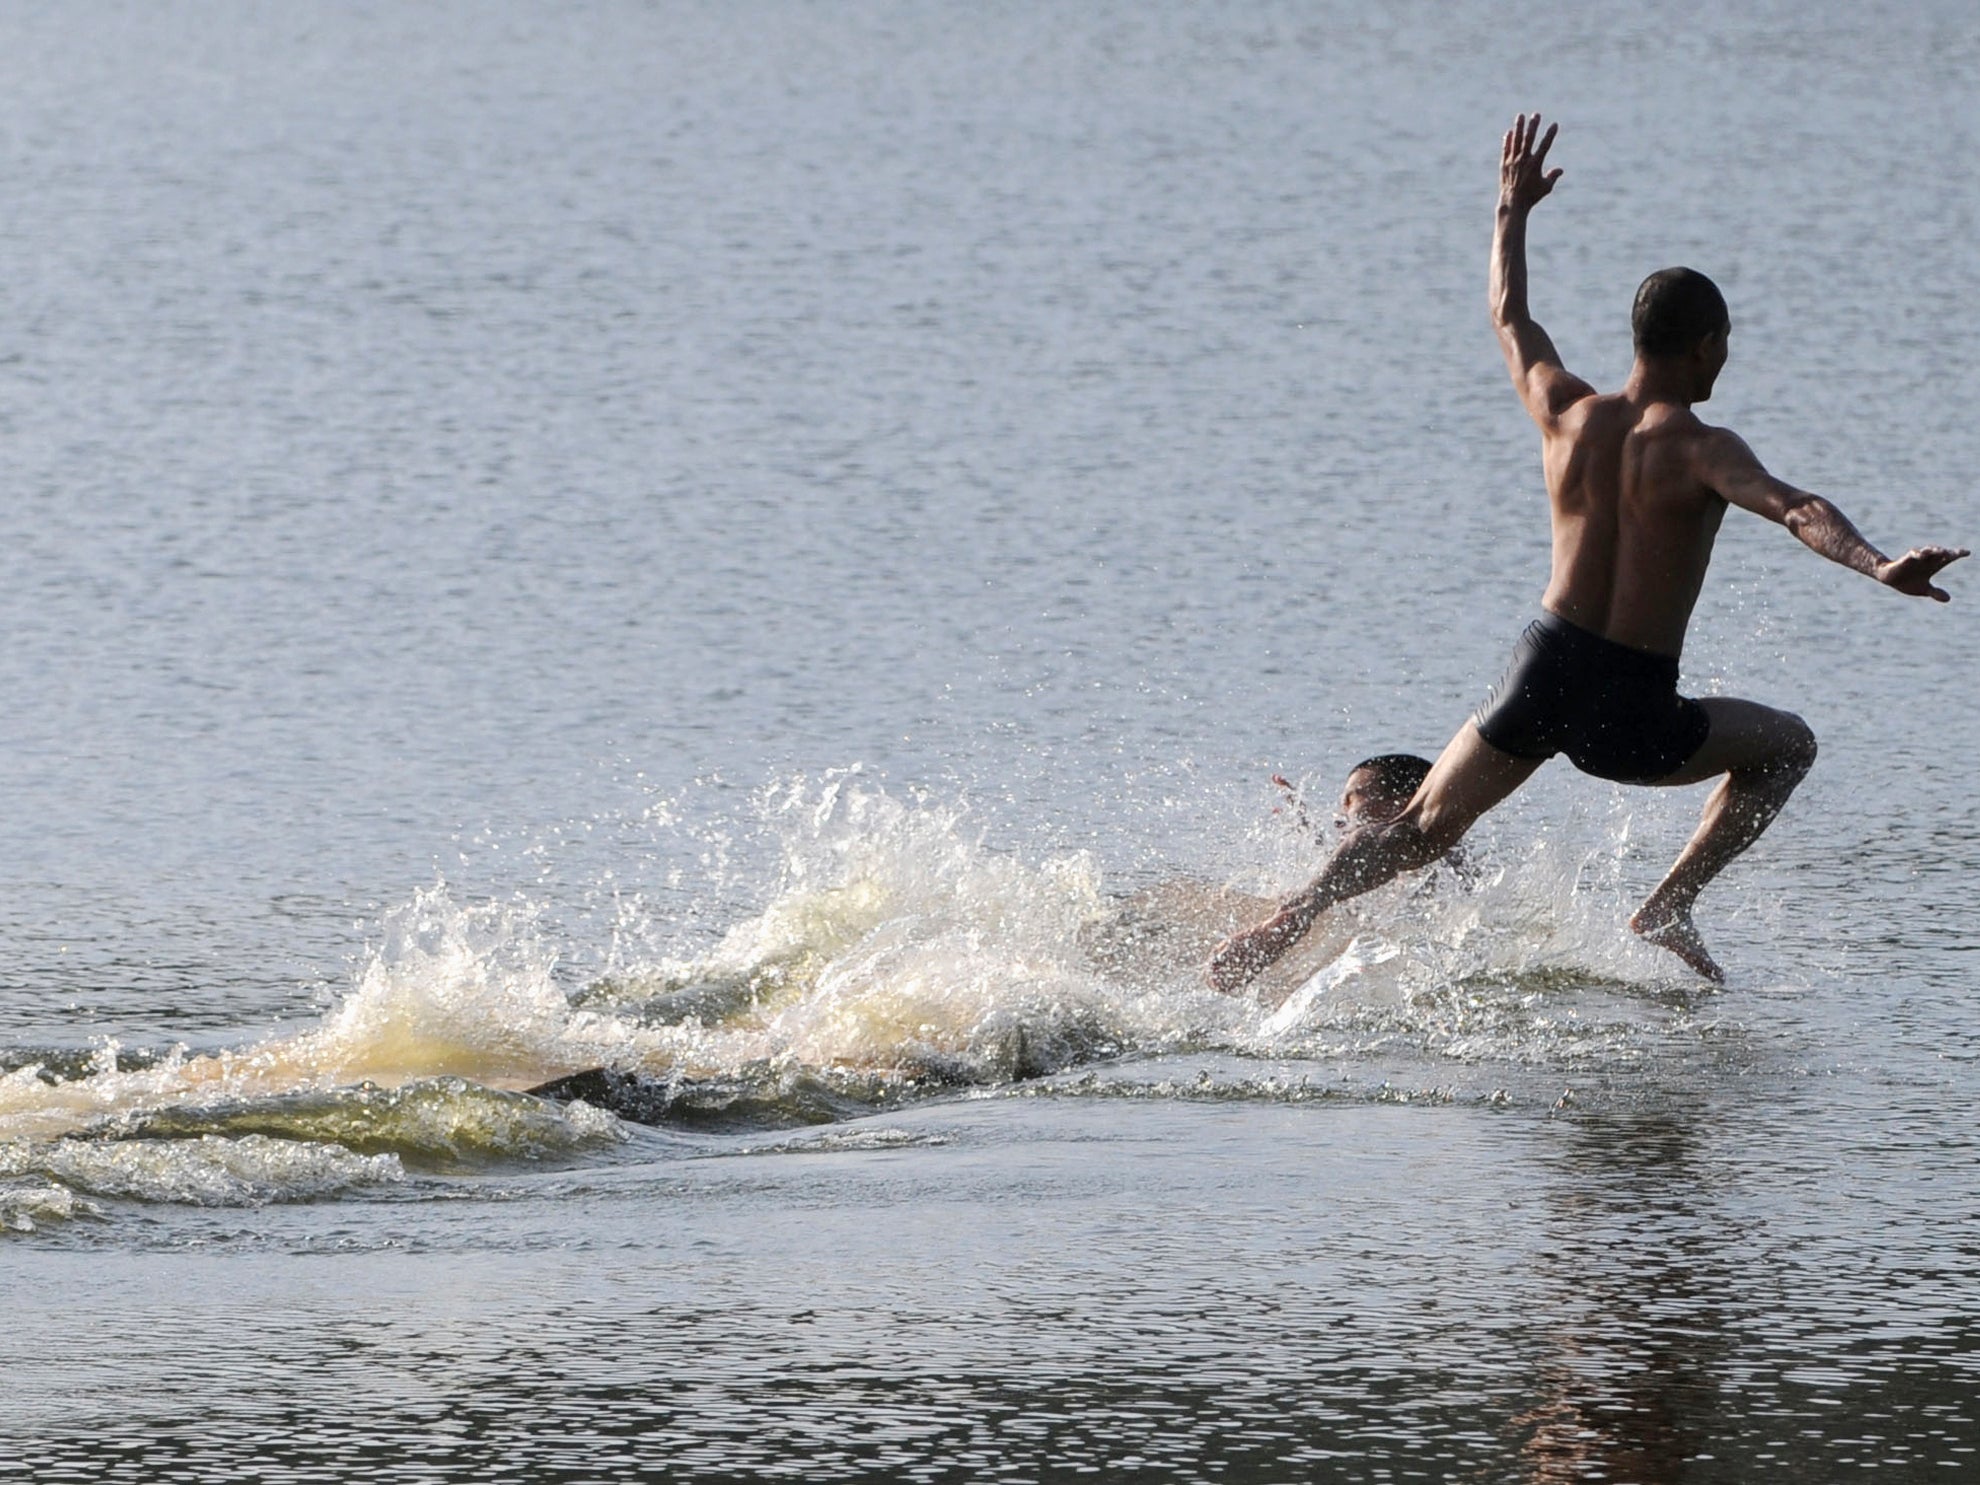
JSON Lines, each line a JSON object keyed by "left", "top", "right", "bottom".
{"left": 1212, "top": 113, "right": 1966, "bottom": 989}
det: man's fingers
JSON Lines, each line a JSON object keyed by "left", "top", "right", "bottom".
{"left": 1503, "top": 114, "right": 1560, "bottom": 173}
{"left": 1890, "top": 547, "right": 1963, "bottom": 599}
{"left": 1916, "top": 546, "right": 1968, "bottom": 576}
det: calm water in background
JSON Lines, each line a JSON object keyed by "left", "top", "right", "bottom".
{"left": 2, "top": 2, "right": 1977, "bottom": 1480}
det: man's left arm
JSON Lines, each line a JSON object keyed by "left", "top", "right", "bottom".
{"left": 1697, "top": 427, "right": 1968, "bottom": 600}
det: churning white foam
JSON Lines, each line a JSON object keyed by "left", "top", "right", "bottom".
{"left": 0, "top": 1178, "right": 98, "bottom": 1233}
{"left": 0, "top": 1133, "right": 401, "bottom": 1207}
{"left": 0, "top": 776, "right": 1703, "bottom": 1184}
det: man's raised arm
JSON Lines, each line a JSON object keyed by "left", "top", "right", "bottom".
{"left": 1492, "top": 113, "right": 1593, "bottom": 427}
{"left": 1696, "top": 428, "right": 1969, "bottom": 601}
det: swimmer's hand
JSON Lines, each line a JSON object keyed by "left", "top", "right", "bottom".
{"left": 1499, "top": 113, "right": 1562, "bottom": 213}
{"left": 1271, "top": 773, "right": 1316, "bottom": 837}
{"left": 1208, "top": 903, "right": 1311, "bottom": 994}
{"left": 1876, "top": 545, "right": 1968, "bottom": 602}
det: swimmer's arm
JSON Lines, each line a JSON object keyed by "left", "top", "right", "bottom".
{"left": 1698, "top": 428, "right": 1969, "bottom": 601}
{"left": 1491, "top": 114, "right": 1595, "bottom": 429}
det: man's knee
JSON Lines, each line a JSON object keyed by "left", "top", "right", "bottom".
{"left": 1775, "top": 712, "right": 1817, "bottom": 778}
{"left": 1742, "top": 711, "right": 1816, "bottom": 786}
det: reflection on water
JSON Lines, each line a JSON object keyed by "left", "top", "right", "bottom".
{"left": 1509, "top": 1100, "right": 1978, "bottom": 1482}
{"left": 1511, "top": 1111, "right": 1734, "bottom": 1481}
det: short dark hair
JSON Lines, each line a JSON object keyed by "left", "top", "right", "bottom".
{"left": 1349, "top": 753, "right": 1433, "bottom": 799}
{"left": 1632, "top": 267, "right": 1728, "bottom": 357}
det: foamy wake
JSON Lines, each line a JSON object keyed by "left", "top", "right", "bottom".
{"left": 0, "top": 1132, "right": 399, "bottom": 1209}
{"left": 0, "top": 778, "right": 1698, "bottom": 1211}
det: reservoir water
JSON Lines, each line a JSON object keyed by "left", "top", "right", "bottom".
{"left": 2, "top": 3, "right": 1976, "bottom": 1479}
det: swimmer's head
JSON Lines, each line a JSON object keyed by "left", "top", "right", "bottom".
{"left": 1338, "top": 754, "right": 1433, "bottom": 829}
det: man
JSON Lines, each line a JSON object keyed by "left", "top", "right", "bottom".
{"left": 1212, "top": 114, "right": 1965, "bottom": 990}
{"left": 1276, "top": 754, "right": 1434, "bottom": 841}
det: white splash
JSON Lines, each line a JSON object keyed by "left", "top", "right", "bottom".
{"left": 0, "top": 1133, "right": 401, "bottom": 1208}
{"left": 0, "top": 778, "right": 1705, "bottom": 1173}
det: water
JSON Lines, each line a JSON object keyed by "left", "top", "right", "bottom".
{"left": 3, "top": 1, "right": 1977, "bottom": 1479}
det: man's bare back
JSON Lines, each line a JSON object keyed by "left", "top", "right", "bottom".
{"left": 1208, "top": 113, "right": 1966, "bottom": 991}
{"left": 1535, "top": 394, "right": 1726, "bottom": 657}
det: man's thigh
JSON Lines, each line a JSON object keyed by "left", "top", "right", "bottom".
{"left": 1643, "top": 697, "right": 1813, "bottom": 788}
{"left": 1406, "top": 721, "right": 1548, "bottom": 844}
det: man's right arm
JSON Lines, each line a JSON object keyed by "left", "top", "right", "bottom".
{"left": 1695, "top": 428, "right": 1968, "bottom": 601}
{"left": 1492, "top": 114, "right": 1594, "bottom": 429}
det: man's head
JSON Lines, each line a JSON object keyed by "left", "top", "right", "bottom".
{"left": 1339, "top": 754, "right": 1433, "bottom": 829}
{"left": 1632, "top": 267, "right": 1730, "bottom": 399}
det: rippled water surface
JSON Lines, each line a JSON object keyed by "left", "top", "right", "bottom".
{"left": 3, "top": 2, "right": 1977, "bottom": 1480}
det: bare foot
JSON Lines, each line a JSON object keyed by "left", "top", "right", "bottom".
{"left": 1629, "top": 903, "right": 1724, "bottom": 983}
{"left": 1209, "top": 912, "right": 1300, "bottom": 994}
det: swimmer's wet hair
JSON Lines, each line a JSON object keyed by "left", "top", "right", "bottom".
{"left": 1632, "top": 267, "right": 1729, "bottom": 357}
{"left": 1350, "top": 754, "right": 1433, "bottom": 798}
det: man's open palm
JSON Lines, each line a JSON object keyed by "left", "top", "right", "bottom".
{"left": 1500, "top": 113, "right": 1562, "bottom": 211}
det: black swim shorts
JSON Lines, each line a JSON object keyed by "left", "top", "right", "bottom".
{"left": 1472, "top": 612, "right": 1711, "bottom": 784}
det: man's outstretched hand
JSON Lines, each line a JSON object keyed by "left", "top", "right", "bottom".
{"left": 1876, "top": 546, "right": 1969, "bottom": 602}
{"left": 1500, "top": 113, "right": 1562, "bottom": 213}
